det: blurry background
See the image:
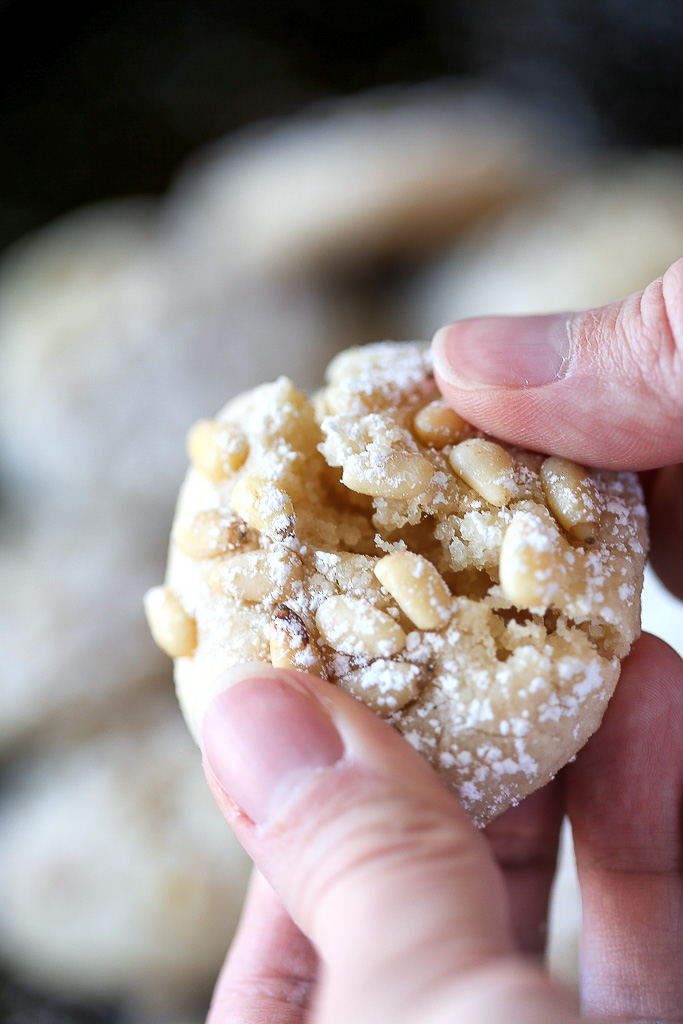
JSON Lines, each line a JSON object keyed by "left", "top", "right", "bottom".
{"left": 0, "top": 1, "right": 681, "bottom": 1022}
{"left": 2, "top": 0, "right": 682, "bottom": 253}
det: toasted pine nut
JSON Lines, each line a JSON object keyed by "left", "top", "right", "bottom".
{"left": 269, "top": 604, "right": 325, "bottom": 675}
{"left": 374, "top": 553, "right": 452, "bottom": 629}
{"left": 449, "top": 439, "right": 515, "bottom": 506}
{"left": 316, "top": 595, "right": 406, "bottom": 658}
{"left": 344, "top": 660, "right": 424, "bottom": 717}
{"left": 342, "top": 451, "right": 433, "bottom": 500}
{"left": 209, "top": 548, "right": 303, "bottom": 603}
{"left": 499, "top": 513, "right": 573, "bottom": 610}
{"left": 174, "top": 510, "right": 247, "bottom": 558}
{"left": 186, "top": 419, "right": 249, "bottom": 480}
{"left": 325, "top": 345, "right": 382, "bottom": 383}
{"left": 144, "top": 586, "right": 197, "bottom": 658}
{"left": 540, "top": 457, "right": 600, "bottom": 542}
{"left": 413, "top": 400, "right": 468, "bottom": 448}
{"left": 264, "top": 382, "right": 318, "bottom": 448}
{"left": 231, "top": 476, "right": 295, "bottom": 536}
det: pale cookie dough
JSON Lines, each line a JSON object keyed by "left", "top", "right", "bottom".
{"left": 147, "top": 342, "right": 647, "bottom": 825}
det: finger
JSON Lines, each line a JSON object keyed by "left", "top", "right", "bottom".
{"left": 208, "top": 869, "right": 317, "bottom": 1024}
{"left": 565, "top": 633, "right": 683, "bottom": 1022}
{"left": 197, "top": 665, "right": 581, "bottom": 1024}
{"left": 647, "top": 463, "right": 683, "bottom": 600}
{"left": 431, "top": 257, "right": 683, "bottom": 470}
{"left": 483, "top": 778, "right": 565, "bottom": 957}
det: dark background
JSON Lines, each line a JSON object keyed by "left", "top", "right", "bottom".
{"left": 1, "top": 0, "right": 682, "bottom": 256}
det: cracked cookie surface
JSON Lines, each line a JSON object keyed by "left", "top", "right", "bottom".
{"left": 146, "top": 342, "right": 647, "bottom": 825}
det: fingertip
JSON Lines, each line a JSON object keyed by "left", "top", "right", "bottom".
{"left": 429, "top": 265, "right": 683, "bottom": 468}
{"left": 200, "top": 669, "right": 345, "bottom": 826}
{"left": 431, "top": 314, "right": 571, "bottom": 390}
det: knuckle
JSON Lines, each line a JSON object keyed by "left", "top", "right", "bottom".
{"left": 612, "top": 264, "right": 683, "bottom": 422}
{"left": 290, "top": 783, "right": 476, "bottom": 935}
{"left": 211, "top": 970, "right": 314, "bottom": 1021}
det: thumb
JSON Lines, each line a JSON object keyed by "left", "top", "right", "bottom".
{"left": 431, "top": 257, "right": 683, "bottom": 470}
{"left": 197, "top": 665, "right": 578, "bottom": 1024}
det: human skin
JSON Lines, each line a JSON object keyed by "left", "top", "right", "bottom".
{"left": 199, "top": 259, "right": 683, "bottom": 1024}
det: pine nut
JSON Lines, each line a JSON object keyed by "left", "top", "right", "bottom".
{"left": 344, "top": 660, "right": 423, "bottom": 717}
{"left": 316, "top": 595, "right": 407, "bottom": 658}
{"left": 449, "top": 438, "right": 515, "bottom": 506}
{"left": 325, "top": 345, "right": 382, "bottom": 382}
{"left": 342, "top": 451, "right": 433, "bottom": 500}
{"left": 209, "top": 548, "right": 303, "bottom": 603}
{"left": 499, "top": 513, "right": 573, "bottom": 610}
{"left": 231, "top": 476, "right": 295, "bottom": 536}
{"left": 264, "top": 382, "right": 318, "bottom": 448}
{"left": 540, "top": 457, "right": 600, "bottom": 542}
{"left": 144, "top": 586, "right": 197, "bottom": 658}
{"left": 413, "top": 400, "right": 468, "bottom": 448}
{"left": 186, "top": 419, "right": 248, "bottom": 480}
{"left": 374, "top": 552, "right": 452, "bottom": 629}
{"left": 174, "top": 510, "right": 247, "bottom": 558}
{"left": 269, "top": 604, "right": 325, "bottom": 675}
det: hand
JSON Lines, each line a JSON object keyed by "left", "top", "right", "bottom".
{"left": 431, "top": 257, "right": 683, "bottom": 600}
{"left": 200, "top": 260, "right": 683, "bottom": 1023}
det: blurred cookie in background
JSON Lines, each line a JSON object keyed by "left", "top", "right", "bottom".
{"left": 0, "top": 84, "right": 559, "bottom": 758}
{"left": 0, "top": 496, "right": 168, "bottom": 754}
{"left": 0, "top": 200, "right": 361, "bottom": 501}
{"left": 0, "top": 694, "right": 251, "bottom": 1017}
{"left": 403, "top": 154, "right": 683, "bottom": 330}
{"left": 168, "top": 84, "right": 565, "bottom": 281}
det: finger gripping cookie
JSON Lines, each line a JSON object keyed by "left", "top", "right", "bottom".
{"left": 146, "top": 343, "right": 647, "bottom": 825}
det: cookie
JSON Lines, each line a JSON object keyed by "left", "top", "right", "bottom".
{"left": 146, "top": 342, "right": 647, "bottom": 825}
{"left": 0, "top": 497, "right": 169, "bottom": 753}
{"left": 406, "top": 155, "right": 683, "bottom": 328}
{"left": 0, "top": 694, "right": 251, "bottom": 1007}
{"left": 0, "top": 201, "right": 356, "bottom": 500}
{"left": 170, "top": 84, "right": 560, "bottom": 279}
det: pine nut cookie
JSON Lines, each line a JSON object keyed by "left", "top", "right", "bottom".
{"left": 146, "top": 342, "right": 648, "bottom": 825}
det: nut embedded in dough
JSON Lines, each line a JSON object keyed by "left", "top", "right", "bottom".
{"left": 448, "top": 438, "right": 515, "bottom": 507}
{"left": 540, "top": 456, "right": 600, "bottom": 542}
{"left": 144, "top": 586, "right": 197, "bottom": 659}
{"left": 269, "top": 604, "right": 325, "bottom": 675}
{"left": 316, "top": 595, "right": 407, "bottom": 658}
{"left": 374, "top": 552, "right": 452, "bottom": 630}
{"left": 342, "top": 450, "right": 434, "bottom": 499}
{"left": 231, "top": 476, "right": 296, "bottom": 537}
